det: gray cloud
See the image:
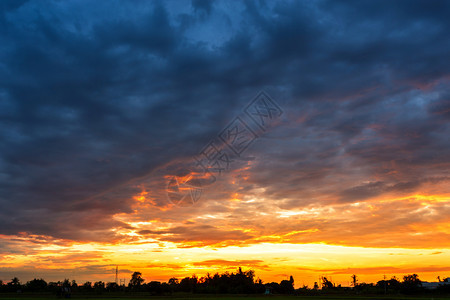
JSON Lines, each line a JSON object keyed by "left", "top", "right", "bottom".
{"left": 0, "top": 0, "right": 448, "bottom": 242}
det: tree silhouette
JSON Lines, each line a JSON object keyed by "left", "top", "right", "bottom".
{"left": 376, "top": 276, "right": 401, "bottom": 293}
{"left": 0, "top": 269, "right": 445, "bottom": 296}
{"left": 320, "top": 276, "right": 333, "bottom": 289}
{"left": 129, "top": 272, "right": 144, "bottom": 288}
{"left": 351, "top": 274, "right": 358, "bottom": 287}
{"left": 93, "top": 281, "right": 105, "bottom": 289}
{"left": 106, "top": 282, "right": 119, "bottom": 291}
{"left": 179, "top": 275, "right": 197, "bottom": 292}
{"left": 279, "top": 278, "right": 294, "bottom": 294}
{"left": 82, "top": 281, "right": 92, "bottom": 290}
{"left": 62, "top": 279, "right": 71, "bottom": 287}
{"left": 402, "top": 274, "right": 422, "bottom": 294}
{"left": 71, "top": 280, "right": 77, "bottom": 288}
{"left": 10, "top": 277, "right": 20, "bottom": 286}
{"left": 26, "top": 278, "right": 47, "bottom": 291}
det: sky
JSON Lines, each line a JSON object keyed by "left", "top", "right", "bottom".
{"left": 0, "top": 0, "right": 449, "bottom": 287}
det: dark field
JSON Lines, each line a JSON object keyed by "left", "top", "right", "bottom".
{"left": 1, "top": 295, "right": 450, "bottom": 300}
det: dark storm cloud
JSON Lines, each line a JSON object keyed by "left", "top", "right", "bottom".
{"left": 0, "top": 0, "right": 449, "bottom": 241}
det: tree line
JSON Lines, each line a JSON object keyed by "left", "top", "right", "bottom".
{"left": 1, "top": 268, "right": 449, "bottom": 296}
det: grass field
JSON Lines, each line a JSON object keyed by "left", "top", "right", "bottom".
{"left": 1, "top": 295, "right": 450, "bottom": 300}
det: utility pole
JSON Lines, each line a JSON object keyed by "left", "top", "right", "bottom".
{"left": 115, "top": 266, "right": 118, "bottom": 284}
{"left": 384, "top": 275, "right": 387, "bottom": 294}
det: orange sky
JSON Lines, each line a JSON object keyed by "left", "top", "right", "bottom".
{"left": 1, "top": 169, "right": 449, "bottom": 287}
{"left": 1, "top": 0, "right": 449, "bottom": 290}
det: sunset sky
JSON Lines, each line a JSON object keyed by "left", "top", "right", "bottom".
{"left": 0, "top": 0, "right": 449, "bottom": 288}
